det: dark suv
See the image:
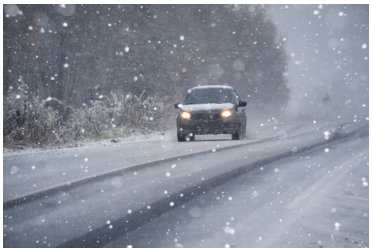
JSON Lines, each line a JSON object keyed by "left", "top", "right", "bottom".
{"left": 174, "top": 85, "right": 247, "bottom": 142}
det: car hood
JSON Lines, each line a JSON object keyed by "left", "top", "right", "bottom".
{"left": 181, "top": 103, "right": 234, "bottom": 113}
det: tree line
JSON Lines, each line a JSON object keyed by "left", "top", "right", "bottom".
{"left": 4, "top": 4, "right": 289, "bottom": 115}
{"left": 3, "top": 4, "right": 290, "bottom": 148}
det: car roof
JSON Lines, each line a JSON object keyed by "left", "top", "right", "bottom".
{"left": 189, "top": 85, "right": 234, "bottom": 91}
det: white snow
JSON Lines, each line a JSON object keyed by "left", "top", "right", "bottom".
{"left": 3, "top": 129, "right": 175, "bottom": 159}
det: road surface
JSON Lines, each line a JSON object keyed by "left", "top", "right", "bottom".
{"left": 3, "top": 121, "right": 368, "bottom": 248}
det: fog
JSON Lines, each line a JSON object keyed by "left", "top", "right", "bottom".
{"left": 268, "top": 4, "right": 369, "bottom": 122}
{"left": 3, "top": 4, "right": 369, "bottom": 248}
{"left": 3, "top": 4, "right": 369, "bottom": 149}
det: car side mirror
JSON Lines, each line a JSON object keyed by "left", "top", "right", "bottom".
{"left": 238, "top": 101, "right": 247, "bottom": 107}
{"left": 174, "top": 103, "right": 183, "bottom": 109}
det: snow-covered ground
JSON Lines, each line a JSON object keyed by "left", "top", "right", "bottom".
{"left": 3, "top": 129, "right": 176, "bottom": 159}
{"left": 2, "top": 120, "right": 346, "bottom": 203}
{"left": 3, "top": 120, "right": 368, "bottom": 248}
{"left": 2, "top": 119, "right": 329, "bottom": 159}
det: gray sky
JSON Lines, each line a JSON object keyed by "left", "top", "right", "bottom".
{"left": 268, "top": 4, "right": 369, "bottom": 122}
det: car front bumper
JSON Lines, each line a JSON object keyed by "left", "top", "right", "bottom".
{"left": 176, "top": 116, "right": 240, "bottom": 136}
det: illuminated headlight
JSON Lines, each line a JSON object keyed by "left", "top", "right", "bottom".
{"left": 181, "top": 111, "right": 191, "bottom": 119}
{"left": 221, "top": 110, "right": 232, "bottom": 118}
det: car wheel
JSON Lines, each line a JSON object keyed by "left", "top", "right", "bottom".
{"left": 232, "top": 127, "right": 240, "bottom": 140}
{"left": 177, "top": 133, "right": 186, "bottom": 142}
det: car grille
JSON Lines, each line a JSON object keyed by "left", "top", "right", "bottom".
{"left": 192, "top": 113, "right": 220, "bottom": 120}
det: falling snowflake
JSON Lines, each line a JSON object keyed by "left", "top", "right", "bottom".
{"left": 323, "top": 131, "right": 331, "bottom": 140}
{"left": 224, "top": 227, "right": 235, "bottom": 235}
{"left": 334, "top": 222, "right": 341, "bottom": 231}
{"left": 10, "top": 166, "right": 19, "bottom": 174}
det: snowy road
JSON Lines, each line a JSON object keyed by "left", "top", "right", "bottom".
{"left": 2, "top": 121, "right": 319, "bottom": 203}
{"left": 109, "top": 134, "right": 368, "bottom": 248}
{"left": 3, "top": 121, "right": 368, "bottom": 247}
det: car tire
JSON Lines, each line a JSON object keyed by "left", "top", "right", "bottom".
{"left": 232, "top": 127, "right": 240, "bottom": 140}
{"left": 188, "top": 134, "right": 195, "bottom": 141}
{"left": 177, "top": 133, "right": 186, "bottom": 142}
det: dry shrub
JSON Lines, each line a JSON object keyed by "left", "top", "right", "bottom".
{"left": 64, "top": 90, "right": 175, "bottom": 141}
{"left": 3, "top": 77, "right": 63, "bottom": 147}
{"left": 4, "top": 77, "right": 180, "bottom": 148}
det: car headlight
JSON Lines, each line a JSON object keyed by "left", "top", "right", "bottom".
{"left": 221, "top": 109, "right": 232, "bottom": 118}
{"left": 181, "top": 111, "right": 191, "bottom": 119}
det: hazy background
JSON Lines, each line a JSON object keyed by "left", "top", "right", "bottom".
{"left": 268, "top": 4, "right": 369, "bottom": 122}
{"left": 3, "top": 4, "right": 369, "bottom": 128}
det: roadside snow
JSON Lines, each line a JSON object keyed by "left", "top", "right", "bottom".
{"left": 3, "top": 129, "right": 175, "bottom": 159}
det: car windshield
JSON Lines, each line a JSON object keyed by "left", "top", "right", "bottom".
{"left": 184, "top": 89, "right": 233, "bottom": 104}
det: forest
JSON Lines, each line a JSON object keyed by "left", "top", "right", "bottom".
{"left": 3, "top": 4, "right": 289, "bottom": 148}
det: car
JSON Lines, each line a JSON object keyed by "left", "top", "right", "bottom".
{"left": 174, "top": 85, "right": 247, "bottom": 142}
